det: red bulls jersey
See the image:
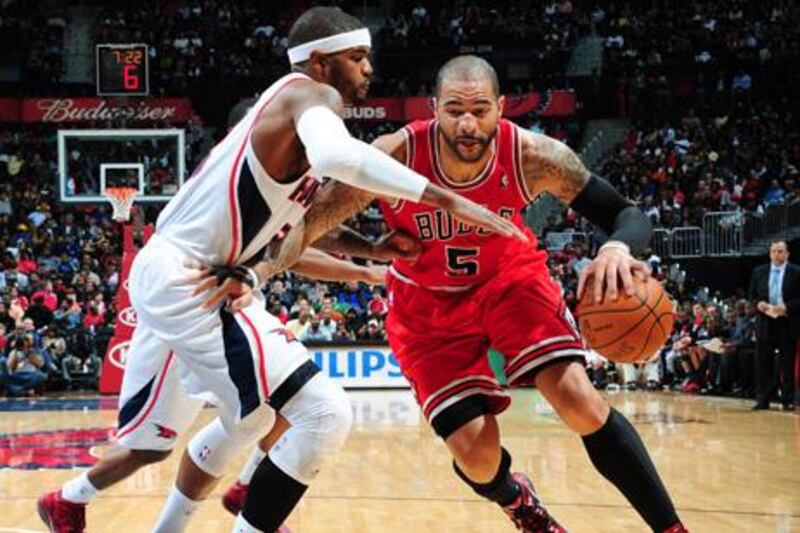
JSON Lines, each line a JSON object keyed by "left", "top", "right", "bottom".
{"left": 379, "top": 118, "right": 547, "bottom": 289}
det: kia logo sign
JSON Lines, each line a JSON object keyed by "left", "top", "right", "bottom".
{"left": 108, "top": 341, "right": 131, "bottom": 370}
{"left": 119, "top": 307, "right": 138, "bottom": 327}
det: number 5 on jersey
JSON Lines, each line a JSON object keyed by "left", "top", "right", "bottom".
{"left": 446, "top": 246, "right": 479, "bottom": 277}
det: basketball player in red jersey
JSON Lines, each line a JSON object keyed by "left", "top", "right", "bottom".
{"left": 212, "top": 55, "right": 688, "bottom": 532}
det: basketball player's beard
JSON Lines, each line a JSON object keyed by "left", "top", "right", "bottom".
{"left": 331, "top": 68, "right": 369, "bottom": 104}
{"left": 441, "top": 126, "right": 497, "bottom": 163}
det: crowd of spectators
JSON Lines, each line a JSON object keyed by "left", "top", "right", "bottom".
{"left": 375, "top": 0, "right": 582, "bottom": 94}
{"left": 589, "top": 0, "right": 800, "bottom": 229}
{"left": 596, "top": 0, "right": 798, "bottom": 119}
{"left": 1, "top": 0, "right": 588, "bottom": 98}
{"left": 0, "top": 1, "right": 65, "bottom": 92}
{"left": 597, "top": 97, "right": 799, "bottom": 229}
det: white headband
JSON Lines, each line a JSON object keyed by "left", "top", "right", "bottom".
{"left": 287, "top": 28, "right": 371, "bottom": 65}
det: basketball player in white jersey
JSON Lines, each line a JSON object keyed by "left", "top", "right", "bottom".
{"left": 38, "top": 7, "right": 523, "bottom": 533}
{"left": 38, "top": 97, "right": 419, "bottom": 533}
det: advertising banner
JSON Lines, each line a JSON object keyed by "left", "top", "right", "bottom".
{"left": 0, "top": 98, "right": 196, "bottom": 123}
{"left": 348, "top": 90, "right": 577, "bottom": 121}
{"left": 307, "top": 345, "right": 410, "bottom": 388}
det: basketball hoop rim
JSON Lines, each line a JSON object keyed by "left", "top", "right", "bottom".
{"left": 104, "top": 187, "right": 139, "bottom": 222}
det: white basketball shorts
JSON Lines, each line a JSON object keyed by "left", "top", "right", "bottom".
{"left": 127, "top": 234, "right": 320, "bottom": 426}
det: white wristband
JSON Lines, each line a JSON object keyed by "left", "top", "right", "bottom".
{"left": 598, "top": 240, "right": 631, "bottom": 255}
{"left": 243, "top": 266, "right": 262, "bottom": 289}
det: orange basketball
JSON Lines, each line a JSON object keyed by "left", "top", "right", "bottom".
{"left": 576, "top": 276, "right": 674, "bottom": 363}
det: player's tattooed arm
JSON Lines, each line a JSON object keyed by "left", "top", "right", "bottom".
{"left": 252, "top": 130, "right": 409, "bottom": 278}
{"left": 517, "top": 129, "right": 652, "bottom": 302}
{"left": 312, "top": 225, "right": 422, "bottom": 263}
{"left": 300, "top": 129, "right": 408, "bottom": 248}
{"left": 256, "top": 131, "right": 418, "bottom": 279}
{"left": 290, "top": 132, "right": 406, "bottom": 255}
{"left": 518, "top": 129, "right": 591, "bottom": 204}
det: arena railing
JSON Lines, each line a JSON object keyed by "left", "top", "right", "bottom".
{"left": 744, "top": 212, "right": 766, "bottom": 243}
{"left": 669, "top": 227, "right": 703, "bottom": 258}
{"left": 650, "top": 228, "right": 671, "bottom": 259}
{"left": 702, "top": 211, "right": 743, "bottom": 257}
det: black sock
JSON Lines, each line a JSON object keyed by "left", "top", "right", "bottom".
{"left": 242, "top": 455, "right": 307, "bottom": 531}
{"left": 453, "top": 447, "right": 521, "bottom": 506}
{"left": 582, "top": 408, "right": 679, "bottom": 532}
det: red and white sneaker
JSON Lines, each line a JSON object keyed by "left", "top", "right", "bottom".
{"left": 662, "top": 522, "right": 689, "bottom": 532}
{"left": 222, "top": 482, "right": 291, "bottom": 533}
{"left": 37, "top": 490, "right": 86, "bottom": 533}
{"left": 503, "top": 473, "right": 567, "bottom": 533}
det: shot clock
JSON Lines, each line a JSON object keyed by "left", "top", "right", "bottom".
{"left": 96, "top": 44, "right": 149, "bottom": 96}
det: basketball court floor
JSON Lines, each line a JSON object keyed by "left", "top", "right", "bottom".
{"left": 0, "top": 390, "right": 797, "bottom": 532}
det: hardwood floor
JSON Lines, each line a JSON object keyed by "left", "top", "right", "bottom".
{"left": 1, "top": 390, "right": 797, "bottom": 532}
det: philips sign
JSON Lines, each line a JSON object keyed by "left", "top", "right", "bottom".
{"left": 309, "top": 345, "right": 409, "bottom": 388}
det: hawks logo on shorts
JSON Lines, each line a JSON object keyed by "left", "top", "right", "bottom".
{"left": 155, "top": 424, "right": 177, "bottom": 439}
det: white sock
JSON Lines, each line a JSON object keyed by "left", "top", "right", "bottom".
{"left": 238, "top": 446, "right": 267, "bottom": 484}
{"left": 61, "top": 472, "right": 98, "bottom": 503}
{"left": 232, "top": 513, "right": 262, "bottom": 533}
{"left": 152, "top": 485, "right": 200, "bottom": 533}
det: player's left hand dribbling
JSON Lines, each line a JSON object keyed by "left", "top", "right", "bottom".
{"left": 578, "top": 246, "right": 650, "bottom": 303}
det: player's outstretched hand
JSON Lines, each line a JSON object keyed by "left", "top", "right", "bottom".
{"left": 372, "top": 230, "right": 423, "bottom": 263}
{"left": 577, "top": 245, "right": 650, "bottom": 304}
{"left": 420, "top": 185, "right": 528, "bottom": 242}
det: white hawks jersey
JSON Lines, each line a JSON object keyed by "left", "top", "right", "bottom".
{"left": 156, "top": 73, "right": 322, "bottom": 266}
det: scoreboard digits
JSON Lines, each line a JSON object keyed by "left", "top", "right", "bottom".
{"left": 96, "top": 44, "right": 149, "bottom": 96}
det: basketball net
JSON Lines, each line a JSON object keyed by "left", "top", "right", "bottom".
{"left": 104, "top": 187, "right": 139, "bottom": 222}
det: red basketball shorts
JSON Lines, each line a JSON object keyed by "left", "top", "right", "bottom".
{"left": 385, "top": 259, "right": 587, "bottom": 438}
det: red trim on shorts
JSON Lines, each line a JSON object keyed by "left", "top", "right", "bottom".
{"left": 116, "top": 352, "right": 174, "bottom": 440}
{"left": 225, "top": 75, "right": 307, "bottom": 265}
{"left": 238, "top": 309, "right": 270, "bottom": 402}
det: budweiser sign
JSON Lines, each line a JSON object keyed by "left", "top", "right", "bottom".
{"left": 18, "top": 97, "right": 196, "bottom": 124}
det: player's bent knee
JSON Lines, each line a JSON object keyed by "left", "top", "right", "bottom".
{"left": 130, "top": 448, "right": 172, "bottom": 465}
{"left": 445, "top": 417, "right": 495, "bottom": 468}
{"left": 312, "top": 380, "right": 353, "bottom": 452}
{"left": 548, "top": 374, "right": 609, "bottom": 433}
{"left": 188, "top": 417, "right": 252, "bottom": 478}
{"left": 270, "top": 375, "right": 352, "bottom": 484}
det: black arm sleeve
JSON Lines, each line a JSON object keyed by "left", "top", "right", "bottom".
{"left": 570, "top": 174, "right": 653, "bottom": 255}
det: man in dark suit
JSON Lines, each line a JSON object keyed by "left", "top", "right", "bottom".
{"left": 749, "top": 239, "right": 800, "bottom": 410}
